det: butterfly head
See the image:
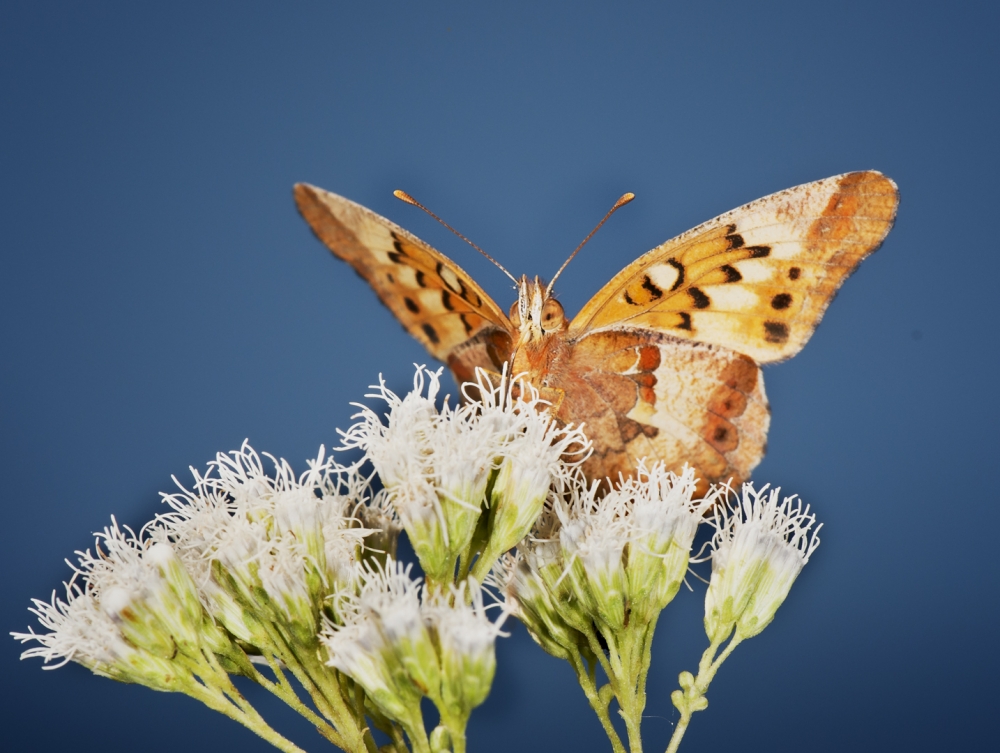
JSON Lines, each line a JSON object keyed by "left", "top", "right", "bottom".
{"left": 510, "top": 275, "right": 567, "bottom": 342}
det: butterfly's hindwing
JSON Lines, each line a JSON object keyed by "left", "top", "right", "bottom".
{"left": 564, "top": 330, "right": 770, "bottom": 490}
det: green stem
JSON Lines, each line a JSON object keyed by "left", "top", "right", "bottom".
{"left": 568, "top": 648, "right": 626, "bottom": 753}
{"left": 178, "top": 653, "right": 310, "bottom": 753}
{"left": 635, "top": 617, "right": 658, "bottom": 721}
{"left": 260, "top": 618, "right": 368, "bottom": 752}
{"left": 617, "top": 627, "right": 644, "bottom": 753}
{"left": 351, "top": 681, "right": 381, "bottom": 753}
{"left": 257, "top": 653, "right": 347, "bottom": 748}
{"left": 399, "top": 708, "right": 432, "bottom": 753}
{"left": 580, "top": 621, "right": 617, "bottom": 695}
{"left": 440, "top": 712, "right": 469, "bottom": 753}
{"left": 588, "top": 616, "right": 659, "bottom": 753}
{"left": 664, "top": 635, "right": 743, "bottom": 753}
{"left": 469, "top": 542, "right": 500, "bottom": 583}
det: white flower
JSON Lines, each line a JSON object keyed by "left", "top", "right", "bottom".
{"left": 322, "top": 560, "right": 428, "bottom": 723}
{"left": 155, "top": 442, "right": 373, "bottom": 642}
{"left": 11, "top": 519, "right": 217, "bottom": 693}
{"left": 488, "top": 551, "right": 581, "bottom": 660}
{"left": 557, "top": 481, "right": 631, "bottom": 631}
{"left": 423, "top": 579, "right": 506, "bottom": 718}
{"left": 623, "top": 463, "right": 720, "bottom": 624}
{"left": 327, "top": 612, "right": 419, "bottom": 721}
{"left": 704, "top": 484, "right": 821, "bottom": 643}
{"left": 511, "top": 464, "right": 717, "bottom": 639}
{"left": 478, "top": 369, "right": 591, "bottom": 568}
{"left": 341, "top": 365, "right": 590, "bottom": 583}
{"left": 322, "top": 560, "right": 506, "bottom": 726}
{"left": 339, "top": 367, "right": 477, "bottom": 580}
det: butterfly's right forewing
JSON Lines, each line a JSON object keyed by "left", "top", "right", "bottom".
{"left": 295, "top": 184, "right": 514, "bottom": 366}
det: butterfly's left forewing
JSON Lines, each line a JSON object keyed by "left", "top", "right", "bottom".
{"left": 295, "top": 184, "right": 514, "bottom": 376}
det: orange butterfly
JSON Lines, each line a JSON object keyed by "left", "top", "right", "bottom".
{"left": 295, "top": 172, "right": 898, "bottom": 493}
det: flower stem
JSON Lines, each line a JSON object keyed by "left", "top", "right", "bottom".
{"left": 440, "top": 712, "right": 469, "bottom": 753}
{"left": 665, "top": 635, "right": 743, "bottom": 753}
{"left": 177, "top": 652, "right": 310, "bottom": 753}
{"left": 255, "top": 653, "right": 347, "bottom": 748}
{"left": 616, "top": 626, "right": 644, "bottom": 753}
{"left": 568, "top": 648, "right": 626, "bottom": 753}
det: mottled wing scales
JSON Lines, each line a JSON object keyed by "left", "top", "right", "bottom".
{"left": 294, "top": 184, "right": 513, "bottom": 364}
{"left": 564, "top": 330, "right": 770, "bottom": 494}
{"left": 569, "top": 171, "right": 899, "bottom": 363}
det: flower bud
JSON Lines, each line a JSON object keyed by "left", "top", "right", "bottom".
{"left": 704, "top": 484, "right": 820, "bottom": 644}
{"left": 426, "top": 582, "right": 503, "bottom": 718}
{"left": 624, "top": 465, "right": 715, "bottom": 625}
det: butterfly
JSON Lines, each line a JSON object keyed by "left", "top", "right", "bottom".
{"left": 295, "top": 172, "right": 898, "bottom": 493}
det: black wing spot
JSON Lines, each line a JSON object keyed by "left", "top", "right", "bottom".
{"left": 641, "top": 275, "right": 664, "bottom": 300}
{"left": 713, "top": 427, "right": 729, "bottom": 443}
{"left": 688, "top": 287, "right": 711, "bottom": 309}
{"left": 770, "top": 293, "right": 792, "bottom": 310}
{"left": 624, "top": 290, "right": 637, "bottom": 306}
{"left": 788, "top": 267, "right": 801, "bottom": 280}
{"left": 667, "top": 258, "right": 685, "bottom": 290}
{"left": 726, "top": 226, "right": 745, "bottom": 249}
{"left": 677, "top": 312, "right": 693, "bottom": 331}
{"left": 388, "top": 233, "right": 408, "bottom": 264}
{"left": 441, "top": 291, "right": 455, "bottom": 311}
{"left": 421, "top": 323, "right": 440, "bottom": 344}
{"left": 404, "top": 297, "right": 420, "bottom": 313}
{"left": 764, "top": 321, "right": 789, "bottom": 343}
{"left": 415, "top": 270, "right": 428, "bottom": 288}
{"left": 386, "top": 273, "right": 395, "bottom": 284}
{"left": 460, "top": 313, "right": 474, "bottom": 335}
{"left": 720, "top": 264, "right": 742, "bottom": 283}
{"left": 748, "top": 245, "right": 771, "bottom": 258}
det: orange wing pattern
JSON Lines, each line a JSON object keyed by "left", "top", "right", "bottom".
{"left": 295, "top": 184, "right": 513, "bottom": 366}
{"left": 570, "top": 172, "right": 898, "bottom": 363}
{"left": 551, "top": 330, "right": 769, "bottom": 492}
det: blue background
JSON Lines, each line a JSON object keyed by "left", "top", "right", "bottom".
{"left": 3, "top": 2, "right": 998, "bottom": 751}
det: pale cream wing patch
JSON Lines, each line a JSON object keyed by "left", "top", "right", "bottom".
{"left": 295, "top": 183, "right": 514, "bottom": 364}
{"left": 569, "top": 171, "right": 899, "bottom": 363}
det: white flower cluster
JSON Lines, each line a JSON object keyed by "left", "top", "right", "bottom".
{"left": 15, "top": 365, "right": 579, "bottom": 753}
{"left": 496, "top": 464, "right": 821, "bottom": 658}
{"left": 493, "top": 463, "right": 822, "bottom": 753}
{"left": 339, "top": 366, "right": 590, "bottom": 583}
{"left": 13, "top": 363, "right": 825, "bottom": 753}
{"left": 494, "top": 463, "right": 719, "bottom": 660}
{"left": 322, "top": 560, "right": 504, "bottom": 747}
{"left": 154, "top": 443, "right": 373, "bottom": 643}
{"left": 13, "top": 519, "right": 241, "bottom": 688}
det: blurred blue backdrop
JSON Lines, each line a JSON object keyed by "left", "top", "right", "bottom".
{"left": 3, "top": 2, "right": 998, "bottom": 751}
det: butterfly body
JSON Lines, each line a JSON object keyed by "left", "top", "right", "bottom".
{"left": 295, "top": 171, "right": 897, "bottom": 489}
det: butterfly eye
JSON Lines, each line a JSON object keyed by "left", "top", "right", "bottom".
{"left": 509, "top": 301, "right": 522, "bottom": 328}
{"left": 541, "top": 299, "right": 566, "bottom": 331}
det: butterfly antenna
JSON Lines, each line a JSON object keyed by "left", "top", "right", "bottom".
{"left": 546, "top": 192, "right": 635, "bottom": 296}
{"left": 394, "top": 190, "right": 518, "bottom": 284}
